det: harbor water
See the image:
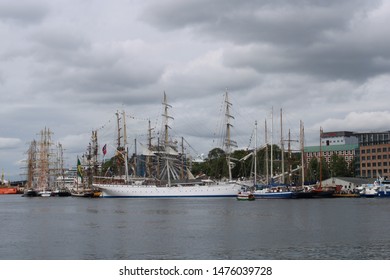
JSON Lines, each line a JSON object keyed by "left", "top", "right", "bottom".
{"left": 1, "top": 195, "right": 390, "bottom": 260}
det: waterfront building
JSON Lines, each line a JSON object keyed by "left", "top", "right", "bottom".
{"left": 322, "top": 177, "right": 372, "bottom": 193}
{"left": 353, "top": 131, "right": 390, "bottom": 178}
{"left": 358, "top": 143, "right": 390, "bottom": 178}
{"left": 320, "top": 131, "right": 358, "bottom": 146}
{"left": 304, "top": 144, "right": 358, "bottom": 168}
{"left": 304, "top": 130, "right": 390, "bottom": 179}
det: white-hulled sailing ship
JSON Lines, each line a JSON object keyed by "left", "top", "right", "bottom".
{"left": 93, "top": 92, "right": 242, "bottom": 198}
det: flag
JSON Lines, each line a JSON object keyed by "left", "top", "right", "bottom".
{"left": 102, "top": 144, "right": 107, "bottom": 156}
{"left": 77, "top": 157, "right": 83, "bottom": 178}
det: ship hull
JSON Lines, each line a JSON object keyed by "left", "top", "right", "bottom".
{"left": 253, "top": 191, "right": 293, "bottom": 199}
{"left": 93, "top": 183, "right": 241, "bottom": 198}
{"left": 0, "top": 187, "right": 18, "bottom": 194}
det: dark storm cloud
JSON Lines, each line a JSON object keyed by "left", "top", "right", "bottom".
{"left": 0, "top": 1, "right": 48, "bottom": 24}
{"left": 142, "top": 0, "right": 379, "bottom": 45}
{"left": 26, "top": 30, "right": 165, "bottom": 103}
{"left": 142, "top": 0, "right": 389, "bottom": 81}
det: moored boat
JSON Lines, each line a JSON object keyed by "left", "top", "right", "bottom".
{"left": 253, "top": 185, "right": 293, "bottom": 199}
{"left": 0, "top": 187, "right": 18, "bottom": 195}
{"left": 22, "top": 189, "right": 39, "bottom": 197}
{"left": 50, "top": 188, "right": 72, "bottom": 197}
{"left": 236, "top": 191, "right": 255, "bottom": 201}
{"left": 310, "top": 186, "right": 336, "bottom": 198}
{"left": 71, "top": 190, "right": 95, "bottom": 198}
{"left": 93, "top": 92, "right": 241, "bottom": 198}
{"left": 38, "top": 190, "right": 52, "bottom": 197}
{"left": 95, "top": 178, "right": 241, "bottom": 198}
{"left": 359, "top": 187, "right": 378, "bottom": 198}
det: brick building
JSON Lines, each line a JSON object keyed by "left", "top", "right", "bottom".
{"left": 304, "top": 130, "right": 390, "bottom": 178}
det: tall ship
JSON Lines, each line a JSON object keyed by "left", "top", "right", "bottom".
{"left": 93, "top": 92, "right": 241, "bottom": 198}
{"left": 23, "top": 128, "right": 71, "bottom": 197}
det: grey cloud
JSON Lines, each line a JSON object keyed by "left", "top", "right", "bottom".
{"left": 0, "top": 137, "right": 22, "bottom": 149}
{"left": 142, "top": 0, "right": 380, "bottom": 45}
{"left": 143, "top": 0, "right": 388, "bottom": 81}
{"left": 0, "top": 1, "right": 48, "bottom": 25}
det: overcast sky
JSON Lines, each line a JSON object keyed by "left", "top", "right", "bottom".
{"left": 1, "top": 0, "right": 390, "bottom": 180}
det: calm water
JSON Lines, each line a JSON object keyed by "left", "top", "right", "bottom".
{"left": 1, "top": 195, "right": 390, "bottom": 260}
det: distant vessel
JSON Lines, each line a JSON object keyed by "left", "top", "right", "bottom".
{"left": 23, "top": 128, "right": 71, "bottom": 197}
{"left": 254, "top": 185, "right": 293, "bottom": 199}
{"left": 359, "top": 186, "right": 378, "bottom": 198}
{"left": 236, "top": 190, "right": 255, "bottom": 201}
{"left": 376, "top": 178, "right": 390, "bottom": 197}
{"left": 94, "top": 92, "right": 241, "bottom": 198}
{"left": 0, "top": 187, "right": 18, "bottom": 195}
{"left": 0, "top": 170, "right": 19, "bottom": 194}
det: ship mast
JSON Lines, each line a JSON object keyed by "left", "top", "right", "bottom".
{"left": 223, "top": 91, "right": 237, "bottom": 181}
{"left": 319, "top": 127, "right": 323, "bottom": 189}
{"left": 161, "top": 92, "right": 174, "bottom": 186}
{"left": 26, "top": 140, "right": 37, "bottom": 189}
{"left": 280, "top": 108, "right": 285, "bottom": 184}
{"left": 37, "top": 127, "right": 54, "bottom": 191}
{"left": 123, "top": 110, "right": 129, "bottom": 183}
{"left": 254, "top": 120, "right": 258, "bottom": 187}
{"left": 265, "top": 119, "right": 269, "bottom": 185}
{"left": 300, "top": 120, "right": 305, "bottom": 188}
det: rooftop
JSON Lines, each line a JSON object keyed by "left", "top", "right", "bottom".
{"left": 304, "top": 144, "right": 359, "bottom": 153}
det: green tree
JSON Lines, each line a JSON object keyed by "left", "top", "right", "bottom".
{"left": 306, "top": 156, "right": 330, "bottom": 183}
{"left": 329, "top": 154, "right": 349, "bottom": 177}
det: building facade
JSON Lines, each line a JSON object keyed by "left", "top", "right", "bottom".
{"left": 304, "top": 131, "right": 390, "bottom": 179}
{"left": 321, "top": 131, "right": 358, "bottom": 146}
{"left": 304, "top": 144, "right": 358, "bottom": 168}
{"left": 358, "top": 143, "right": 390, "bottom": 178}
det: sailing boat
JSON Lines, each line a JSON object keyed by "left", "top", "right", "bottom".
{"left": 253, "top": 109, "right": 293, "bottom": 199}
{"left": 93, "top": 92, "right": 242, "bottom": 198}
{"left": 310, "top": 127, "right": 335, "bottom": 198}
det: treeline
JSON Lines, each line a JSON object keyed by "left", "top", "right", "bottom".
{"left": 191, "top": 145, "right": 354, "bottom": 184}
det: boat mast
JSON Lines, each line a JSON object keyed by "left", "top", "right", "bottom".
{"left": 146, "top": 119, "right": 154, "bottom": 178}
{"left": 254, "top": 120, "right": 257, "bottom": 187}
{"left": 265, "top": 119, "right": 269, "bottom": 185}
{"left": 115, "top": 111, "right": 122, "bottom": 177}
{"left": 26, "top": 140, "right": 37, "bottom": 189}
{"left": 161, "top": 92, "right": 174, "bottom": 186}
{"left": 57, "top": 142, "right": 65, "bottom": 189}
{"left": 270, "top": 107, "right": 273, "bottom": 184}
{"left": 319, "top": 127, "right": 323, "bottom": 189}
{"left": 300, "top": 120, "right": 305, "bottom": 188}
{"left": 123, "top": 110, "right": 129, "bottom": 183}
{"left": 280, "top": 108, "right": 285, "bottom": 184}
{"left": 223, "top": 91, "right": 237, "bottom": 181}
